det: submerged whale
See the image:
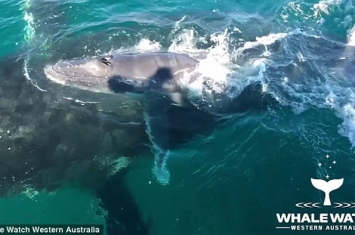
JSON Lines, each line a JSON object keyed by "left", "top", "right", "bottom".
{"left": 44, "top": 52, "right": 201, "bottom": 184}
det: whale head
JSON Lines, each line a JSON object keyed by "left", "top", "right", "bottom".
{"left": 44, "top": 53, "right": 199, "bottom": 95}
{"left": 44, "top": 55, "right": 125, "bottom": 94}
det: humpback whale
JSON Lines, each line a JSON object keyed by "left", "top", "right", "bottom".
{"left": 43, "top": 52, "right": 201, "bottom": 184}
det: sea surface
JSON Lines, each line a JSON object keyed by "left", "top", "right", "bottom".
{"left": 1, "top": 0, "right": 355, "bottom": 234}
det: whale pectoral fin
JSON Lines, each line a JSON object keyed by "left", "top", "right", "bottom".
{"left": 143, "top": 93, "right": 172, "bottom": 185}
{"left": 108, "top": 77, "right": 145, "bottom": 94}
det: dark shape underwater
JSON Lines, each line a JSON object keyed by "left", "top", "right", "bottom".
{"left": 0, "top": 2, "right": 278, "bottom": 232}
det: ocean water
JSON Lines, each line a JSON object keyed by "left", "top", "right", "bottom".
{"left": 1, "top": 0, "right": 355, "bottom": 234}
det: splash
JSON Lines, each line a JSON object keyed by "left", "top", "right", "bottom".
{"left": 254, "top": 27, "right": 355, "bottom": 148}
{"left": 313, "top": 0, "right": 341, "bottom": 16}
{"left": 339, "top": 103, "right": 355, "bottom": 146}
{"left": 21, "top": 184, "right": 39, "bottom": 199}
{"left": 167, "top": 27, "right": 266, "bottom": 110}
{"left": 134, "top": 39, "right": 162, "bottom": 52}
{"left": 323, "top": 80, "right": 355, "bottom": 147}
{"left": 324, "top": 12, "right": 355, "bottom": 147}
{"left": 347, "top": 25, "right": 355, "bottom": 45}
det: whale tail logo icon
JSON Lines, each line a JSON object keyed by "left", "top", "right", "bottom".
{"left": 311, "top": 178, "right": 344, "bottom": 206}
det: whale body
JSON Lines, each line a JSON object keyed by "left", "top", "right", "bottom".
{"left": 44, "top": 52, "right": 200, "bottom": 184}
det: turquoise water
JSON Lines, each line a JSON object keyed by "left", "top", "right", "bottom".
{"left": 2, "top": 0, "right": 355, "bottom": 234}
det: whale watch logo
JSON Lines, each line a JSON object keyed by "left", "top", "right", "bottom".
{"left": 310, "top": 178, "right": 343, "bottom": 206}
{"left": 276, "top": 155, "right": 355, "bottom": 231}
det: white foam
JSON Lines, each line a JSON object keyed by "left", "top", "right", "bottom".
{"left": 236, "top": 33, "right": 288, "bottom": 55}
{"left": 281, "top": 0, "right": 355, "bottom": 29}
{"left": 313, "top": 0, "right": 337, "bottom": 15}
{"left": 347, "top": 25, "right": 355, "bottom": 46}
{"left": 338, "top": 103, "right": 355, "bottom": 146}
{"left": 276, "top": 57, "right": 355, "bottom": 147}
{"left": 168, "top": 29, "right": 200, "bottom": 54}
{"left": 323, "top": 83, "right": 355, "bottom": 147}
{"left": 134, "top": 38, "right": 161, "bottom": 52}
{"left": 21, "top": 0, "right": 36, "bottom": 42}
{"left": 21, "top": 0, "right": 51, "bottom": 93}
{"left": 24, "top": 58, "right": 47, "bottom": 92}
{"left": 166, "top": 27, "right": 316, "bottom": 110}
{"left": 167, "top": 28, "right": 238, "bottom": 99}
{"left": 21, "top": 184, "right": 39, "bottom": 199}
{"left": 107, "top": 38, "right": 163, "bottom": 57}
{"left": 23, "top": 11, "right": 35, "bottom": 42}
{"left": 330, "top": 10, "right": 355, "bottom": 146}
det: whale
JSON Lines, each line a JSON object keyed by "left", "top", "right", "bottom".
{"left": 43, "top": 52, "right": 201, "bottom": 184}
